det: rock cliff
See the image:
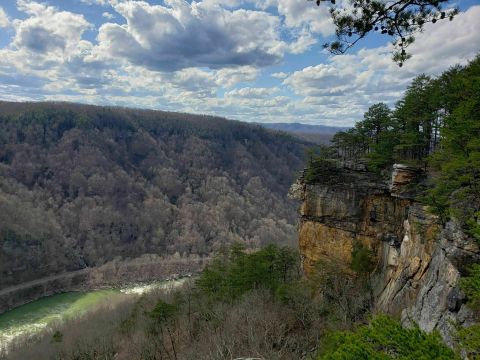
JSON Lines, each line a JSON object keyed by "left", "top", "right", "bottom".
{"left": 289, "top": 163, "right": 480, "bottom": 345}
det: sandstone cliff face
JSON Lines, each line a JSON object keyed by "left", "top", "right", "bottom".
{"left": 289, "top": 166, "right": 410, "bottom": 275}
{"left": 289, "top": 163, "right": 480, "bottom": 345}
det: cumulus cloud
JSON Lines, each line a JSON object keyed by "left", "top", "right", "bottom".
{"left": 13, "top": 0, "right": 91, "bottom": 55}
{"left": 284, "top": 63, "right": 357, "bottom": 96}
{"left": 96, "top": 0, "right": 288, "bottom": 71}
{"left": 0, "top": 7, "right": 9, "bottom": 28}
{"left": 275, "top": 0, "right": 334, "bottom": 36}
{"left": 271, "top": 71, "right": 289, "bottom": 79}
{"left": 0, "top": 1, "right": 107, "bottom": 95}
{"left": 169, "top": 68, "right": 218, "bottom": 98}
{"left": 215, "top": 66, "right": 259, "bottom": 88}
{"left": 402, "top": 6, "right": 480, "bottom": 74}
{"left": 81, "top": 0, "right": 111, "bottom": 5}
{"left": 282, "top": 6, "right": 480, "bottom": 124}
{"left": 102, "top": 12, "right": 115, "bottom": 19}
{"left": 226, "top": 87, "right": 279, "bottom": 98}
{"left": 0, "top": 1, "right": 479, "bottom": 127}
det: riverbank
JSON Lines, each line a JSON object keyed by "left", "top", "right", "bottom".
{"left": 0, "top": 277, "right": 189, "bottom": 352}
{"left": 0, "top": 254, "right": 208, "bottom": 314}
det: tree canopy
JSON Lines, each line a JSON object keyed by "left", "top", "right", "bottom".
{"left": 315, "top": 0, "right": 459, "bottom": 66}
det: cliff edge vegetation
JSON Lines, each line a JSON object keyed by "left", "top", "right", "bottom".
{"left": 293, "top": 55, "right": 480, "bottom": 356}
{"left": 309, "top": 55, "right": 480, "bottom": 244}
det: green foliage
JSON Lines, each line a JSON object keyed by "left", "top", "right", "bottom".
{"left": 317, "top": 315, "right": 459, "bottom": 359}
{"left": 360, "top": 102, "right": 399, "bottom": 170}
{"left": 51, "top": 330, "right": 63, "bottom": 343}
{"left": 466, "top": 212, "right": 480, "bottom": 244}
{"left": 420, "top": 181, "right": 452, "bottom": 224}
{"left": 4, "top": 245, "right": 469, "bottom": 360}
{"left": 361, "top": 103, "right": 392, "bottom": 143}
{"left": 317, "top": 0, "right": 458, "bottom": 66}
{"left": 350, "top": 242, "right": 375, "bottom": 274}
{"left": 148, "top": 299, "right": 177, "bottom": 323}
{"left": 424, "top": 56, "right": 480, "bottom": 239}
{"left": 331, "top": 102, "right": 401, "bottom": 172}
{"left": 393, "top": 75, "right": 437, "bottom": 161}
{"left": 460, "top": 264, "right": 480, "bottom": 311}
{"left": 304, "top": 144, "right": 348, "bottom": 183}
{"left": 366, "top": 130, "right": 398, "bottom": 172}
{"left": 456, "top": 324, "right": 480, "bottom": 359}
{"left": 305, "top": 157, "right": 340, "bottom": 184}
{"left": 196, "top": 244, "right": 300, "bottom": 301}
{"left": 332, "top": 127, "right": 368, "bottom": 161}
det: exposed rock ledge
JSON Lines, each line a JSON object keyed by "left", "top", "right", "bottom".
{"left": 290, "top": 163, "right": 480, "bottom": 346}
{"left": 0, "top": 254, "right": 208, "bottom": 314}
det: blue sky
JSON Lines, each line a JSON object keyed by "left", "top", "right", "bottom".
{"left": 0, "top": 0, "right": 479, "bottom": 126}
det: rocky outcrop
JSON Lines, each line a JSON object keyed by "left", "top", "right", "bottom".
{"left": 289, "top": 165, "right": 410, "bottom": 275}
{"left": 401, "top": 220, "right": 480, "bottom": 346}
{"left": 389, "top": 164, "right": 422, "bottom": 197}
{"left": 290, "top": 163, "right": 480, "bottom": 345}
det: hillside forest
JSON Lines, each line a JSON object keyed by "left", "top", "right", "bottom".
{"left": 0, "top": 102, "right": 308, "bottom": 289}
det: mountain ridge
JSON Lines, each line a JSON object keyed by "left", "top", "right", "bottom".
{"left": 0, "top": 101, "right": 309, "bottom": 291}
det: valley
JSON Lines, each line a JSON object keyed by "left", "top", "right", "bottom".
{"left": 0, "top": 0, "right": 479, "bottom": 357}
{"left": 1, "top": 57, "right": 479, "bottom": 359}
{"left": 0, "top": 278, "right": 187, "bottom": 352}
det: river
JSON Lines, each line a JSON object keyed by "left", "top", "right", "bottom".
{"left": 0, "top": 278, "right": 188, "bottom": 352}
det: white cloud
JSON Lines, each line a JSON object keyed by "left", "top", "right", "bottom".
{"left": 0, "top": 1, "right": 104, "bottom": 95}
{"left": 215, "top": 66, "right": 259, "bottom": 87}
{"left": 0, "top": 2, "right": 479, "bottom": 127}
{"left": 102, "top": 12, "right": 115, "bottom": 19}
{"left": 402, "top": 6, "right": 480, "bottom": 74}
{"left": 13, "top": 0, "right": 91, "bottom": 55}
{"left": 226, "top": 87, "right": 279, "bottom": 98}
{"left": 276, "top": 0, "right": 334, "bottom": 36}
{"left": 0, "top": 7, "right": 10, "bottom": 28}
{"left": 271, "top": 71, "right": 288, "bottom": 79}
{"left": 250, "top": 0, "right": 334, "bottom": 39}
{"left": 282, "top": 5, "right": 480, "bottom": 125}
{"left": 170, "top": 68, "right": 218, "bottom": 97}
{"left": 284, "top": 62, "right": 357, "bottom": 96}
{"left": 287, "top": 28, "right": 317, "bottom": 54}
{"left": 95, "top": 0, "right": 289, "bottom": 71}
{"left": 81, "top": 0, "right": 110, "bottom": 5}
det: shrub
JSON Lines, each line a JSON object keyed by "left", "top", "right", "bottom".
{"left": 196, "top": 244, "right": 300, "bottom": 301}
{"left": 460, "top": 264, "right": 480, "bottom": 311}
{"left": 350, "top": 242, "right": 375, "bottom": 274}
{"left": 317, "top": 315, "right": 459, "bottom": 359}
{"left": 456, "top": 323, "right": 480, "bottom": 359}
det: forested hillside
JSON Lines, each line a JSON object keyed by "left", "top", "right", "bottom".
{"left": 0, "top": 102, "right": 309, "bottom": 289}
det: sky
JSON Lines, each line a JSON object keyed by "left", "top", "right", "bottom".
{"left": 0, "top": 0, "right": 479, "bottom": 126}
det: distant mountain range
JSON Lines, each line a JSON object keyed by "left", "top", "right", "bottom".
{"left": 259, "top": 122, "right": 348, "bottom": 134}
{"left": 257, "top": 122, "right": 349, "bottom": 144}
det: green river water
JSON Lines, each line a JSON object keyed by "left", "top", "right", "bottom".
{"left": 0, "top": 279, "right": 186, "bottom": 351}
